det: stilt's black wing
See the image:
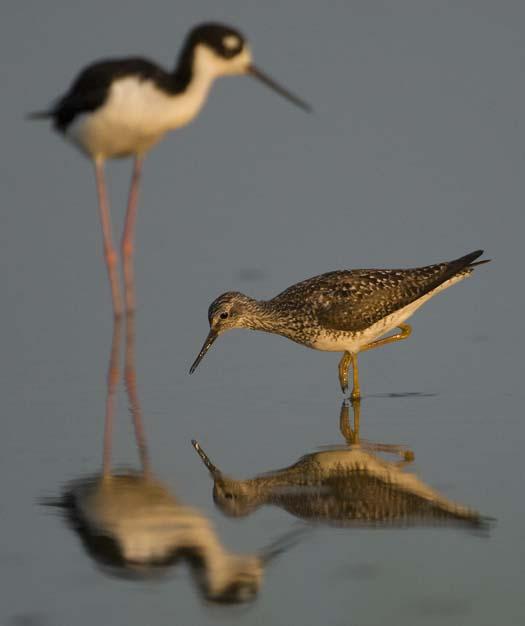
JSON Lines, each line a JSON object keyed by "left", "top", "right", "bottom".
{"left": 30, "top": 57, "right": 172, "bottom": 132}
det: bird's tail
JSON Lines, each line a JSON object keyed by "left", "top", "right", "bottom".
{"left": 449, "top": 250, "right": 490, "bottom": 282}
{"left": 26, "top": 110, "right": 51, "bottom": 120}
{"left": 448, "top": 250, "right": 491, "bottom": 273}
{"left": 468, "top": 258, "right": 491, "bottom": 269}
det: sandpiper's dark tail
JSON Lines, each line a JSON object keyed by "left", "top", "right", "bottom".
{"left": 450, "top": 250, "right": 491, "bottom": 275}
{"left": 468, "top": 258, "right": 491, "bottom": 269}
{"left": 409, "top": 249, "right": 489, "bottom": 304}
{"left": 448, "top": 250, "right": 490, "bottom": 278}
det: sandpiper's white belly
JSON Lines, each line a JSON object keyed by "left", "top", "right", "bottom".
{"left": 65, "top": 76, "right": 208, "bottom": 159}
{"left": 311, "top": 274, "right": 469, "bottom": 353}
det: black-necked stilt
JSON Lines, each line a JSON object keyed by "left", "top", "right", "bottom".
{"left": 189, "top": 250, "right": 489, "bottom": 399}
{"left": 30, "top": 22, "right": 310, "bottom": 316}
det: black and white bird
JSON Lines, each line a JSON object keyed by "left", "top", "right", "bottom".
{"left": 30, "top": 23, "right": 310, "bottom": 316}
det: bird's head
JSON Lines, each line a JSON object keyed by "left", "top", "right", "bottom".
{"left": 189, "top": 292, "right": 257, "bottom": 374}
{"left": 191, "top": 440, "right": 261, "bottom": 518}
{"left": 213, "top": 480, "right": 261, "bottom": 518}
{"left": 185, "top": 23, "right": 251, "bottom": 76}
{"left": 182, "top": 22, "right": 311, "bottom": 111}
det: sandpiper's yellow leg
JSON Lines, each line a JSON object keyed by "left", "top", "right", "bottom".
{"left": 338, "top": 352, "right": 352, "bottom": 394}
{"left": 339, "top": 398, "right": 361, "bottom": 445}
{"left": 338, "top": 352, "right": 361, "bottom": 399}
{"left": 350, "top": 353, "right": 360, "bottom": 400}
{"left": 339, "top": 399, "right": 414, "bottom": 465}
{"left": 361, "top": 323, "right": 412, "bottom": 353}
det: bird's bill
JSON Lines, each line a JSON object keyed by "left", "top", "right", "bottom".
{"left": 248, "top": 65, "right": 311, "bottom": 112}
{"left": 259, "top": 526, "right": 310, "bottom": 565}
{"left": 191, "top": 440, "right": 221, "bottom": 477}
{"left": 189, "top": 330, "right": 218, "bottom": 374}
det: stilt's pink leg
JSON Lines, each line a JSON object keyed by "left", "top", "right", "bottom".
{"left": 102, "top": 318, "right": 122, "bottom": 476}
{"left": 94, "top": 159, "right": 123, "bottom": 317}
{"left": 124, "top": 311, "right": 150, "bottom": 474}
{"left": 121, "top": 156, "right": 143, "bottom": 314}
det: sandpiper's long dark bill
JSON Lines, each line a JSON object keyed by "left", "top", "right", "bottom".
{"left": 29, "top": 22, "right": 310, "bottom": 317}
{"left": 190, "top": 330, "right": 219, "bottom": 375}
{"left": 189, "top": 250, "right": 490, "bottom": 398}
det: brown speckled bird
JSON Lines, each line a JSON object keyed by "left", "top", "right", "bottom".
{"left": 189, "top": 250, "right": 489, "bottom": 398}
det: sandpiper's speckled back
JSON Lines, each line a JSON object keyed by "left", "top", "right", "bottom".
{"left": 268, "top": 250, "right": 485, "bottom": 335}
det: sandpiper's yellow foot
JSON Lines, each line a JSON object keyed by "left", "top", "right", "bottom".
{"left": 338, "top": 352, "right": 352, "bottom": 394}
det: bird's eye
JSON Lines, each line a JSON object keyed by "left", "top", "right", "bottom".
{"left": 220, "top": 312, "right": 229, "bottom": 320}
{"left": 224, "top": 492, "right": 234, "bottom": 500}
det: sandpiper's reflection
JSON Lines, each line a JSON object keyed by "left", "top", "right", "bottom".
{"left": 193, "top": 400, "right": 489, "bottom": 531}
{"left": 49, "top": 315, "right": 300, "bottom": 604}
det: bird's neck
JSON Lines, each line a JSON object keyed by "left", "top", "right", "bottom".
{"left": 240, "top": 299, "right": 317, "bottom": 348}
{"left": 241, "top": 300, "right": 296, "bottom": 336}
{"left": 161, "top": 73, "right": 215, "bottom": 129}
{"left": 163, "top": 46, "right": 224, "bottom": 129}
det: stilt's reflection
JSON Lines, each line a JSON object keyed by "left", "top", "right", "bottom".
{"left": 123, "top": 313, "right": 149, "bottom": 474}
{"left": 50, "top": 314, "right": 301, "bottom": 604}
{"left": 193, "top": 400, "right": 489, "bottom": 531}
{"left": 101, "top": 316, "right": 122, "bottom": 476}
{"left": 101, "top": 314, "right": 150, "bottom": 476}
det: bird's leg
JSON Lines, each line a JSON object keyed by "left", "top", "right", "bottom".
{"left": 338, "top": 352, "right": 352, "bottom": 394}
{"left": 94, "top": 160, "right": 123, "bottom": 317}
{"left": 338, "top": 352, "right": 361, "bottom": 399}
{"left": 373, "top": 444, "right": 415, "bottom": 468}
{"left": 102, "top": 317, "right": 123, "bottom": 477}
{"left": 361, "top": 323, "right": 412, "bottom": 352}
{"left": 124, "top": 310, "right": 150, "bottom": 474}
{"left": 350, "top": 353, "right": 361, "bottom": 400}
{"left": 339, "top": 398, "right": 361, "bottom": 445}
{"left": 121, "top": 156, "right": 144, "bottom": 314}
{"left": 339, "top": 397, "right": 414, "bottom": 465}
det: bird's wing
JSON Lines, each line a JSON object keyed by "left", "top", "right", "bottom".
{"left": 48, "top": 58, "right": 165, "bottom": 130}
{"left": 52, "top": 88, "right": 110, "bottom": 129}
{"left": 277, "top": 251, "right": 484, "bottom": 333}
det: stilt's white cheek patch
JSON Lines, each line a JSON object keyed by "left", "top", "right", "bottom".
{"left": 223, "top": 35, "right": 240, "bottom": 50}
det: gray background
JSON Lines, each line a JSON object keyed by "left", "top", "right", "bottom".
{"left": 1, "top": 1, "right": 524, "bottom": 624}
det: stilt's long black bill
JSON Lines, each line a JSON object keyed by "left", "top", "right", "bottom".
{"left": 248, "top": 65, "right": 311, "bottom": 113}
{"left": 191, "top": 440, "right": 221, "bottom": 477}
{"left": 189, "top": 330, "right": 218, "bottom": 374}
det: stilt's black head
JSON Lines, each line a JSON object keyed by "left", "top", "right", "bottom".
{"left": 177, "top": 22, "right": 311, "bottom": 111}
{"left": 185, "top": 23, "right": 246, "bottom": 59}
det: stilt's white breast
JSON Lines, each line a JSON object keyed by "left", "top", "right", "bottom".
{"left": 65, "top": 75, "right": 212, "bottom": 159}
{"left": 311, "top": 273, "right": 470, "bottom": 353}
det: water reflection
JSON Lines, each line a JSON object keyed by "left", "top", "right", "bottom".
{"left": 193, "top": 400, "right": 489, "bottom": 531}
{"left": 47, "top": 315, "right": 301, "bottom": 604}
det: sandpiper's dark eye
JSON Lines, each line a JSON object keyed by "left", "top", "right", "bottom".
{"left": 224, "top": 492, "right": 233, "bottom": 500}
{"left": 220, "top": 312, "right": 229, "bottom": 320}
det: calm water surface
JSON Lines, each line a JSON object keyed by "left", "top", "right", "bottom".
{"left": 2, "top": 2, "right": 524, "bottom": 625}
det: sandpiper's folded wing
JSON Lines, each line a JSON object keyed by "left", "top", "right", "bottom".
{"left": 296, "top": 250, "right": 485, "bottom": 333}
